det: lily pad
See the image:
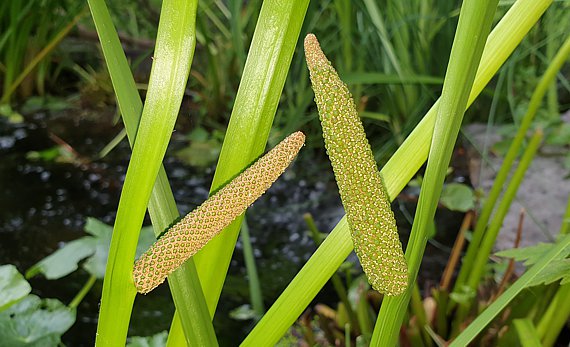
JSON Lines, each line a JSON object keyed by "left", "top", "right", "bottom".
{"left": 175, "top": 127, "right": 222, "bottom": 168}
{"left": 83, "top": 218, "right": 156, "bottom": 279}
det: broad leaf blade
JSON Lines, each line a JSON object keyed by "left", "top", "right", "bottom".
{"left": 0, "top": 265, "right": 31, "bottom": 311}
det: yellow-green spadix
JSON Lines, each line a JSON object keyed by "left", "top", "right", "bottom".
{"left": 133, "top": 131, "right": 305, "bottom": 294}
{"left": 304, "top": 34, "right": 408, "bottom": 296}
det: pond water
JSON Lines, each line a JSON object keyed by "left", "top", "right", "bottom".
{"left": 0, "top": 109, "right": 462, "bottom": 345}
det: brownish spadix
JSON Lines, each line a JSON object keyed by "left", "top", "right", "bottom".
{"left": 133, "top": 132, "right": 305, "bottom": 294}
{"left": 304, "top": 34, "right": 407, "bottom": 296}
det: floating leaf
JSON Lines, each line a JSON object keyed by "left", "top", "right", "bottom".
{"left": 305, "top": 33, "right": 407, "bottom": 296}
{"left": 175, "top": 128, "right": 222, "bottom": 167}
{"left": 133, "top": 132, "right": 305, "bottom": 293}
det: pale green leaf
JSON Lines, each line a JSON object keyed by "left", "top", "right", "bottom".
{"left": 496, "top": 242, "right": 570, "bottom": 266}
{"left": 127, "top": 331, "right": 168, "bottom": 347}
{"left": 83, "top": 219, "right": 155, "bottom": 279}
{"left": 229, "top": 305, "right": 257, "bottom": 321}
{"left": 0, "top": 265, "right": 31, "bottom": 311}
{"left": 440, "top": 183, "right": 475, "bottom": 212}
{"left": 26, "top": 238, "right": 97, "bottom": 280}
{"left": 0, "top": 295, "right": 75, "bottom": 346}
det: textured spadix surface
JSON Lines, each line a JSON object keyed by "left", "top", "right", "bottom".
{"left": 304, "top": 34, "right": 407, "bottom": 296}
{"left": 133, "top": 131, "right": 305, "bottom": 294}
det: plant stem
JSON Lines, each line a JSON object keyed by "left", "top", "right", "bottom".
{"left": 454, "top": 130, "right": 543, "bottom": 332}
{"left": 535, "top": 195, "right": 570, "bottom": 346}
{"left": 411, "top": 283, "right": 432, "bottom": 347}
{"left": 88, "top": 0, "right": 216, "bottom": 344}
{"left": 467, "top": 130, "right": 543, "bottom": 289}
{"left": 69, "top": 275, "right": 96, "bottom": 310}
{"left": 513, "top": 319, "right": 542, "bottom": 347}
{"left": 240, "top": 216, "right": 265, "bottom": 318}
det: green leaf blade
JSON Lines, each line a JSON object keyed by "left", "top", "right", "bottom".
{"left": 94, "top": 0, "right": 200, "bottom": 345}
{"left": 0, "top": 265, "right": 31, "bottom": 311}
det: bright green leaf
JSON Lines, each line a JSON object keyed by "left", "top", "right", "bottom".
{"left": 449, "top": 285, "right": 476, "bottom": 305}
{"left": 26, "top": 217, "right": 157, "bottom": 280}
{"left": 84, "top": 217, "right": 113, "bottom": 238}
{"left": 82, "top": 228, "right": 112, "bottom": 279}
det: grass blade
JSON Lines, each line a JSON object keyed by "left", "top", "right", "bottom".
{"left": 93, "top": 0, "right": 200, "bottom": 344}
{"left": 342, "top": 72, "right": 443, "bottom": 85}
{"left": 88, "top": 0, "right": 216, "bottom": 345}
{"left": 1, "top": 7, "right": 86, "bottom": 104}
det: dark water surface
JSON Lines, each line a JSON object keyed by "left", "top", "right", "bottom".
{"left": 0, "top": 110, "right": 459, "bottom": 345}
